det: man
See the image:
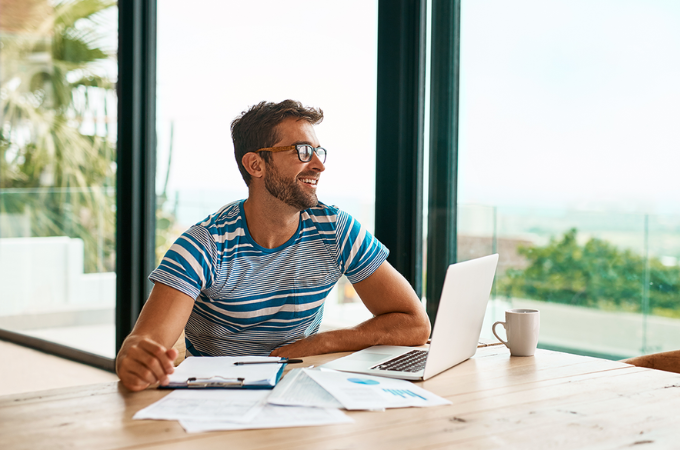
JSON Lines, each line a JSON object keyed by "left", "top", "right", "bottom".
{"left": 116, "top": 100, "right": 431, "bottom": 391}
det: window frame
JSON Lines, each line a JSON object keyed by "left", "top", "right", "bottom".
{"left": 425, "top": 0, "right": 461, "bottom": 321}
{"left": 2, "top": 0, "right": 461, "bottom": 366}
{"left": 0, "top": 0, "right": 158, "bottom": 372}
{"left": 375, "top": 0, "right": 428, "bottom": 299}
{"left": 115, "top": 0, "right": 158, "bottom": 355}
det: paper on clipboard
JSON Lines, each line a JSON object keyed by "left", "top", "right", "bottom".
{"left": 166, "top": 356, "right": 284, "bottom": 388}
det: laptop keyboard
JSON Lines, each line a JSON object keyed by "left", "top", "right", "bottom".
{"left": 371, "top": 349, "right": 428, "bottom": 372}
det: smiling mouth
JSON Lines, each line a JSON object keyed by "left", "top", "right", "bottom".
{"left": 298, "top": 177, "right": 318, "bottom": 187}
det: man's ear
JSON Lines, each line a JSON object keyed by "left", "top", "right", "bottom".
{"left": 242, "top": 152, "right": 265, "bottom": 180}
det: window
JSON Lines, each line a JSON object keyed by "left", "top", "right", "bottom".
{"left": 0, "top": 0, "right": 118, "bottom": 358}
{"left": 156, "top": 1, "right": 379, "bottom": 331}
{"left": 459, "top": 0, "right": 680, "bottom": 358}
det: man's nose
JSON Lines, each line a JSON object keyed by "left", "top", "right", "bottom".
{"left": 309, "top": 151, "right": 325, "bottom": 172}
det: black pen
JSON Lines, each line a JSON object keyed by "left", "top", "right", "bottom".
{"left": 234, "top": 358, "right": 303, "bottom": 365}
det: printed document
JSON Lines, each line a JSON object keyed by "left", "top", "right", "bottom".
{"left": 133, "top": 390, "right": 268, "bottom": 423}
{"left": 267, "top": 368, "right": 343, "bottom": 409}
{"left": 303, "top": 369, "right": 451, "bottom": 410}
{"left": 179, "top": 405, "right": 352, "bottom": 433}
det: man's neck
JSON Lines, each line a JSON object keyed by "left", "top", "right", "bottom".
{"left": 242, "top": 196, "right": 301, "bottom": 249}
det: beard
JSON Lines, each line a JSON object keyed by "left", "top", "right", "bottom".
{"left": 264, "top": 162, "right": 319, "bottom": 210}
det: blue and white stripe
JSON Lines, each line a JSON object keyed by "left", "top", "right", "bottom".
{"left": 149, "top": 200, "right": 388, "bottom": 357}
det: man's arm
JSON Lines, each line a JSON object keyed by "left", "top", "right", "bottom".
{"left": 270, "top": 261, "right": 431, "bottom": 358}
{"left": 116, "top": 283, "right": 195, "bottom": 391}
{"left": 622, "top": 350, "right": 680, "bottom": 374}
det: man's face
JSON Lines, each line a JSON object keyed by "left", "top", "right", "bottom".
{"left": 263, "top": 118, "right": 325, "bottom": 210}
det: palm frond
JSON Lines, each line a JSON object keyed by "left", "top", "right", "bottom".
{"left": 53, "top": 0, "right": 117, "bottom": 32}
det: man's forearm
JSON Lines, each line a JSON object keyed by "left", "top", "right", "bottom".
{"left": 270, "top": 310, "right": 431, "bottom": 358}
{"left": 623, "top": 350, "right": 680, "bottom": 373}
{"left": 330, "top": 310, "right": 430, "bottom": 351}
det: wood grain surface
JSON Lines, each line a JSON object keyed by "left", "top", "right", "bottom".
{"left": 2, "top": 346, "right": 679, "bottom": 450}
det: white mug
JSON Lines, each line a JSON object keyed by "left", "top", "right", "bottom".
{"left": 492, "top": 309, "right": 540, "bottom": 356}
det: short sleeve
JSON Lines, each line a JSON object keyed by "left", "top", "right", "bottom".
{"left": 149, "top": 225, "right": 218, "bottom": 300}
{"left": 335, "top": 210, "right": 389, "bottom": 284}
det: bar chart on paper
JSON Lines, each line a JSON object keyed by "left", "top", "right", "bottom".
{"left": 303, "top": 369, "right": 451, "bottom": 410}
{"left": 382, "top": 389, "right": 427, "bottom": 401}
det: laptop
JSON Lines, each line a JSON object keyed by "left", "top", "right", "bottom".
{"left": 322, "top": 254, "right": 499, "bottom": 381}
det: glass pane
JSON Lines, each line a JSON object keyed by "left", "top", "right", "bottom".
{"left": 0, "top": 0, "right": 118, "bottom": 358}
{"left": 460, "top": 0, "right": 680, "bottom": 359}
{"left": 458, "top": 0, "right": 680, "bottom": 359}
{"left": 156, "top": 1, "right": 378, "bottom": 336}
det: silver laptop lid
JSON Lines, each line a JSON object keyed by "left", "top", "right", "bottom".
{"left": 422, "top": 254, "right": 499, "bottom": 380}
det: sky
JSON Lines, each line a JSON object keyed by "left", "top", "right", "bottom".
{"left": 155, "top": 0, "right": 379, "bottom": 226}
{"left": 153, "top": 0, "right": 680, "bottom": 227}
{"left": 458, "top": 0, "right": 680, "bottom": 214}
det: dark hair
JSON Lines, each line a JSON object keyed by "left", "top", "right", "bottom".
{"left": 231, "top": 100, "right": 324, "bottom": 185}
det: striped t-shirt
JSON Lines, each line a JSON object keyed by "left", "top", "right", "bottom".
{"left": 149, "top": 199, "right": 388, "bottom": 357}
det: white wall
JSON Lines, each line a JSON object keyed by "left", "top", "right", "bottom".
{"left": 0, "top": 237, "right": 115, "bottom": 316}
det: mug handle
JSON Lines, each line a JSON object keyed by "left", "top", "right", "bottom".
{"left": 492, "top": 321, "right": 509, "bottom": 348}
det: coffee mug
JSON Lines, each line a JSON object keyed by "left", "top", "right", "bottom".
{"left": 492, "top": 309, "right": 540, "bottom": 356}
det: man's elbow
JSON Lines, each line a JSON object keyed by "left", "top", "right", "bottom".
{"left": 410, "top": 310, "right": 431, "bottom": 345}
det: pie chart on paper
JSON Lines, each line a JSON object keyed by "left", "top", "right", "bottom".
{"left": 347, "top": 378, "right": 380, "bottom": 385}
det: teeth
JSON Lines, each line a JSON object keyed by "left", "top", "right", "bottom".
{"left": 300, "top": 178, "right": 318, "bottom": 185}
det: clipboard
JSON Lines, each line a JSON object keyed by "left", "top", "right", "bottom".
{"left": 160, "top": 356, "right": 286, "bottom": 390}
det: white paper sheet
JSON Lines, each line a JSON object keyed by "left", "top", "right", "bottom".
{"left": 179, "top": 404, "right": 353, "bottom": 433}
{"left": 133, "top": 389, "right": 268, "bottom": 423}
{"left": 167, "top": 356, "right": 283, "bottom": 387}
{"left": 303, "top": 369, "right": 451, "bottom": 410}
{"left": 267, "top": 368, "right": 343, "bottom": 409}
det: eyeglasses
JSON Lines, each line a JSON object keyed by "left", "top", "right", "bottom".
{"left": 255, "top": 144, "right": 327, "bottom": 164}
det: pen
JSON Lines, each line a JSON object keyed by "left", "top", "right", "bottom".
{"left": 234, "top": 358, "right": 304, "bottom": 365}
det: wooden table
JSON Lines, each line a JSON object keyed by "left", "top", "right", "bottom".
{"left": 3, "top": 345, "right": 680, "bottom": 449}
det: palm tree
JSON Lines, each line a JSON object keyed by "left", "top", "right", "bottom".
{"left": 1, "top": 0, "right": 117, "bottom": 272}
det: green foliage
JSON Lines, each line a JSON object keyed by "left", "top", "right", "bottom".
{"left": 500, "top": 228, "right": 680, "bottom": 317}
{"left": 1, "top": 1, "right": 117, "bottom": 272}
{"left": 1, "top": 0, "right": 174, "bottom": 274}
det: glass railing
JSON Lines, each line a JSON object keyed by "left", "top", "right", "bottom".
{"left": 1, "top": 0, "right": 118, "bottom": 359}
{"left": 12, "top": 189, "right": 673, "bottom": 361}
{"left": 460, "top": 204, "right": 680, "bottom": 360}
{"left": 0, "top": 188, "right": 116, "bottom": 357}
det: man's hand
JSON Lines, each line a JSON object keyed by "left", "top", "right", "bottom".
{"left": 115, "top": 283, "right": 195, "bottom": 391}
{"left": 116, "top": 338, "right": 178, "bottom": 391}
